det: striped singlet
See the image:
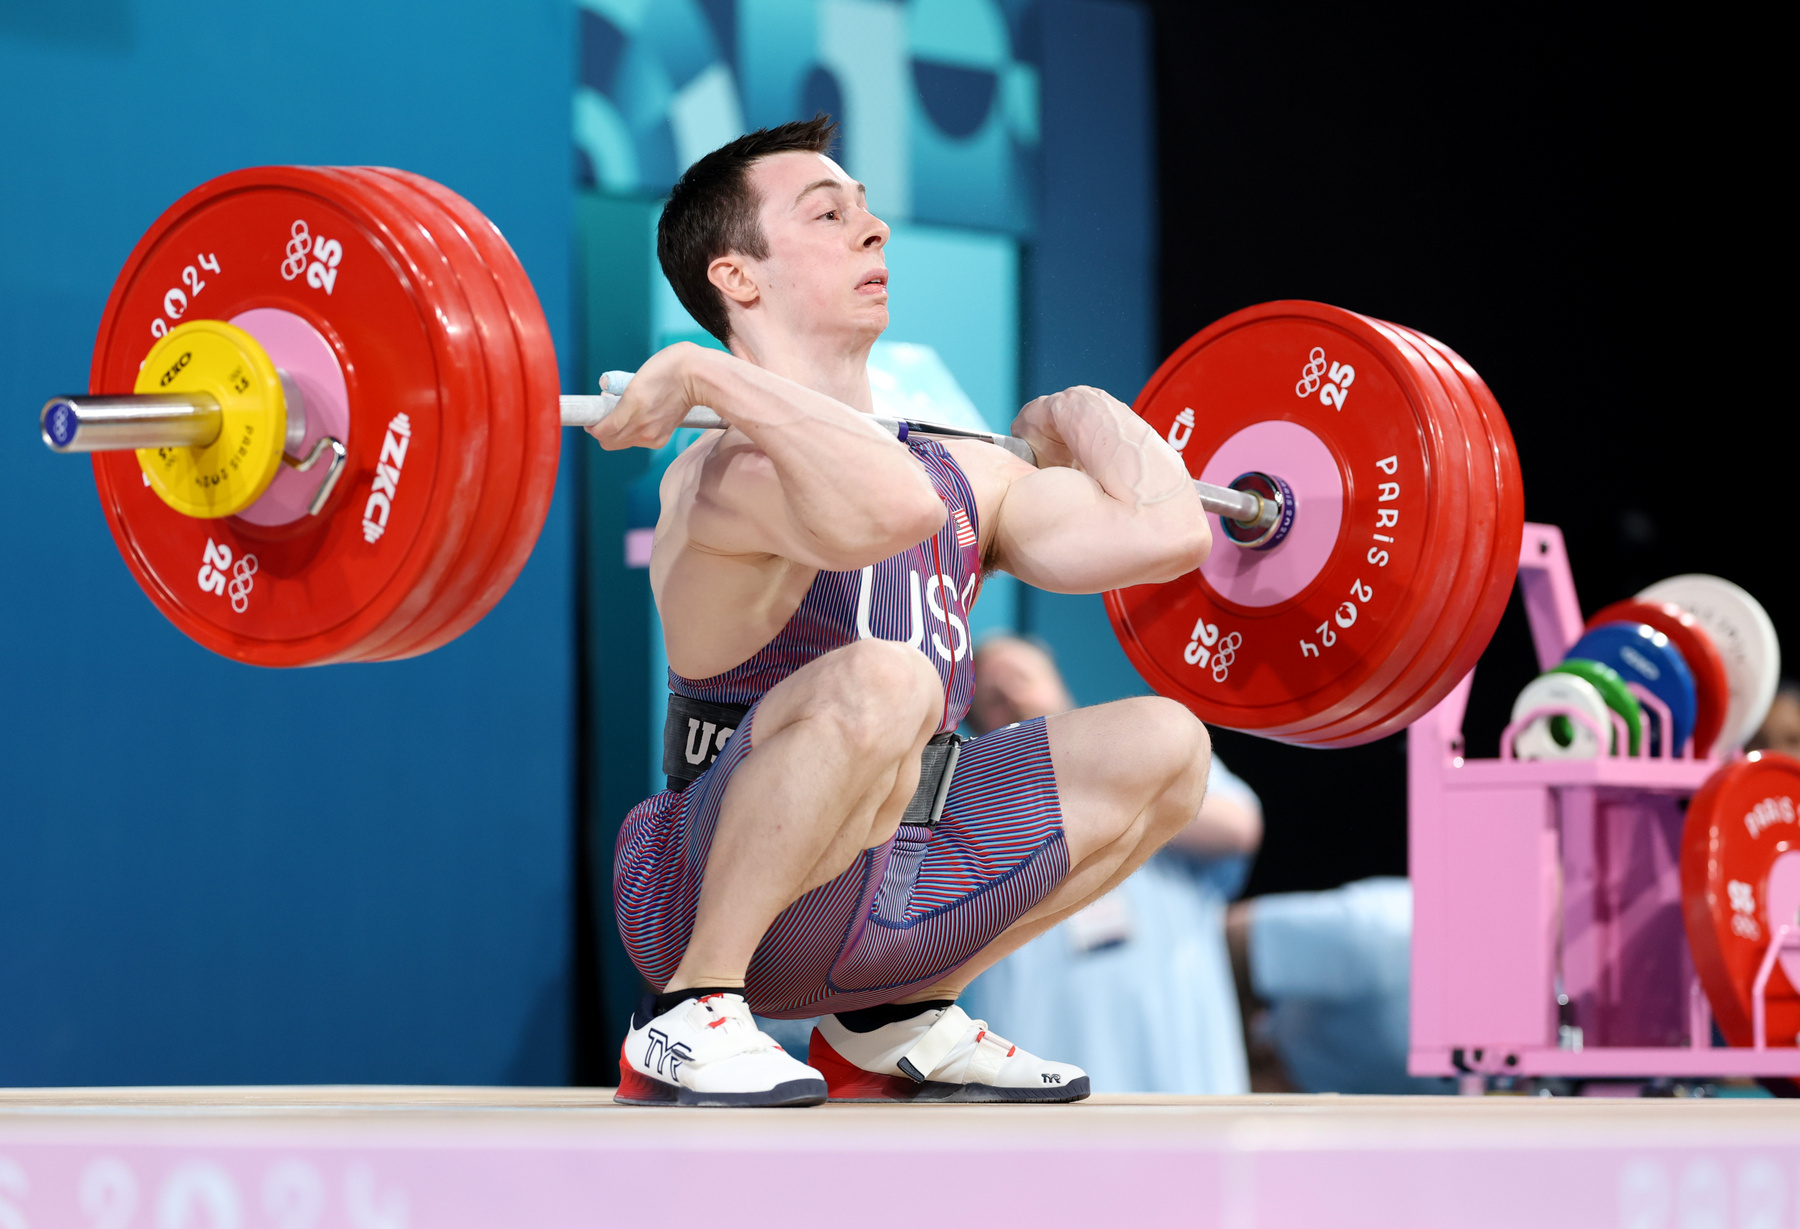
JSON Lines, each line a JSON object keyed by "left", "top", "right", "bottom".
{"left": 613, "top": 437, "right": 1070, "bottom": 1018}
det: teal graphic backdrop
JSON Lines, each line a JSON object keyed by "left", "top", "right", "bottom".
{"left": 575, "top": 0, "right": 1040, "bottom": 234}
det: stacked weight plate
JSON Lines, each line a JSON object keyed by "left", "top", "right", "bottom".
{"left": 1683, "top": 752, "right": 1800, "bottom": 1049}
{"left": 1588, "top": 599, "right": 1729, "bottom": 758}
{"left": 1505, "top": 578, "right": 1777, "bottom": 762}
{"left": 87, "top": 166, "right": 559, "bottom": 666}
{"left": 1106, "top": 301, "right": 1523, "bottom": 747}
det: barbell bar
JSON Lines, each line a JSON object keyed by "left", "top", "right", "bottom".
{"left": 46, "top": 380, "right": 1281, "bottom": 537}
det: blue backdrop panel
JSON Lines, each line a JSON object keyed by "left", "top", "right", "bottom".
{"left": 0, "top": 0, "right": 577, "bottom": 1086}
{"left": 1019, "top": 0, "right": 1158, "bottom": 706}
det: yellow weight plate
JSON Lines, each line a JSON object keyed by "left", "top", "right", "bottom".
{"left": 134, "top": 320, "right": 286, "bottom": 518}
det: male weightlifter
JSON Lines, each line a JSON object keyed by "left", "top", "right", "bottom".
{"left": 590, "top": 118, "right": 1214, "bottom": 1107}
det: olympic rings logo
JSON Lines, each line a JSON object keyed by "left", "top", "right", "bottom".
{"left": 1296, "top": 347, "right": 1328, "bottom": 398}
{"left": 281, "top": 220, "right": 312, "bottom": 282}
{"left": 1211, "top": 631, "right": 1243, "bottom": 682}
{"left": 1184, "top": 620, "right": 1243, "bottom": 681}
{"left": 228, "top": 553, "right": 259, "bottom": 613}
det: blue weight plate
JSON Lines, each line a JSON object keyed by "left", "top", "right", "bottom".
{"left": 1566, "top": 621, "right": 1698, "bottom": 756}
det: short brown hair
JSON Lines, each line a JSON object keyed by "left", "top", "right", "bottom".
{"left": 657, "top": 116, "right": 839, "bottom": 343}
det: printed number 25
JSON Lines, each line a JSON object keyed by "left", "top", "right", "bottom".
{"left": 198, "top": 538, "right": 232, "bottom": 596}
{"left": 1320, "top": 362, "right": 1355, "bottom": 410}
{"left": 307, "top": 238, "right": 343, "bottom": 294}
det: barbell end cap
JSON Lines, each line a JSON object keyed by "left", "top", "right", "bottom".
{"left": 1220, "top": 471, "right": 1296, "bottom": 551}
{"left": 40, "top": 397, "right": 83, "bottom": 452}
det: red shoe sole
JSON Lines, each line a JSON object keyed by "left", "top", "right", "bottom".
{"left": 613, "top": 1044, "right": 679, "bottom": 1106}
{"left": 809, "top": 1030, "right": 924, "bottom": 1102}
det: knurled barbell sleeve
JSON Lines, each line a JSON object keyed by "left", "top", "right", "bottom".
{"left": 41, "top": 393, "right": 223, "bottom": 452}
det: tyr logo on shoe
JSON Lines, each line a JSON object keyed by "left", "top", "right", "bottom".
{"left": 645, "top": 1028, "right": 693, "bottom": 1078}
{"left": 1041, "top": 1073, "right": 1062, "bottom": 1084}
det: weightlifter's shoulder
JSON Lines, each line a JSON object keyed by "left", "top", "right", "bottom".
{"left": 650, "top": 428, "right": 792, "bottom": 577}
{"left": 941, "top": 436, "right": 1036, "bottom": 548}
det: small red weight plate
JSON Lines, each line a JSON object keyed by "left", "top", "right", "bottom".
{"left": 327, "top": 168, "right": 522, "bottom": 662}
{"left": 1106, "top": 301, "right": 1469, "bottom": 738}
{"left": 1294, "top": 323, "right": 1525, "bottom": 745}
{"left": 1682, "top": 752, "right": 1800, "bottom": 1047}
{"left": 1283, "top": 321, "right": 1495, "bottom": 744}
{"left": 1590, "top": 599, "right": 1729, "bottom": 758}
{"left": 89, "top": 167, "right": 489, "bottom": 666}
{"left": 367, "top": 168, "right": 562, "bottom": 660}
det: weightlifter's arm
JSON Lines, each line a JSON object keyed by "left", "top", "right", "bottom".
{"left": 987, "top": 385, "right": 1210, "bottom": 592}
{"left": 589, "top": 343, "right": 945, "bottom": 569}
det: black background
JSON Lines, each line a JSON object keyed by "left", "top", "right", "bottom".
{"left": 1141, "top": 2, "right": 1789, "bottom": 897}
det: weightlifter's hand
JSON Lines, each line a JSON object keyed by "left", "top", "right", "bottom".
{"left": 1011, "top": 385, "right": 1133, "bottom": 471}
{"left": 586, "top": 341, "right": 714, "bottom": 451}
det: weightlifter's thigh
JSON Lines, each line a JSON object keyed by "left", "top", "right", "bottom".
{"left": 1043, "top": 695, "right": 1211, "bottom": 867}
{"left": 741, "top": 637, "right": 941, "bottom": 763}
{"left": 714, "top": 638, "right": 942, "bottom": 865}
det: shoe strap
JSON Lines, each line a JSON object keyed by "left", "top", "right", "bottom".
{"left": 968, "top": 1027, "right": 1012, "bottom": 1083}
{"left": 896, "top": 1004, "right": 975, "bottom": 1083}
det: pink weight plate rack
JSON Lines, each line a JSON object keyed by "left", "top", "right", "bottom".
{"left": 1408, "top": 523, "right": 1800, "bottom": 1084}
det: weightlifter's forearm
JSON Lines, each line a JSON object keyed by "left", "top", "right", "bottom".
{"left": 692, "top": 352, "right": 943, "bottom": 552}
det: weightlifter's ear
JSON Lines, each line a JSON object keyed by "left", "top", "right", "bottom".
{"left": 708, "top": 253, "right": 760, "bottom": 308}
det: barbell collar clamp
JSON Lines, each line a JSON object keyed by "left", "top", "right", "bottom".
{"left": 281, "top": 435, "right": 350, "bottom": 517}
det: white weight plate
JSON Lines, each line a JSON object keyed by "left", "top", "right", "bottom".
{"left": 1638, "top": 574, "right": 1781, "bottom": 750}
{"left": 1510, "top": 671, "right": 1610, "bottom": 759}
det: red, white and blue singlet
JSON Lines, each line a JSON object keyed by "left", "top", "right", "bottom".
{"left": 613, "top": 437, "right": 1069, "bottom": 1018}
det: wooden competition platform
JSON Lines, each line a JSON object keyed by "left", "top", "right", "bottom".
{"left": 6, "top": 1089, "right": 1800, "bottom": 1227}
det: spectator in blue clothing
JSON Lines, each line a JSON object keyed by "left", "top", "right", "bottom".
{"left": 954, "top": 634, "right": 1263, "bottom": 1094}
{"left": 1226, "top": 878, "right": 1452, "bottom": 1094}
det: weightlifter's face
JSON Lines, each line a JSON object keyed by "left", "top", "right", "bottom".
{"left": 731, "top": 151, "right": 890, "bottom": 348}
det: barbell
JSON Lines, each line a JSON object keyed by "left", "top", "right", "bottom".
{"left": 36, "top": 165, "right": 1523, "bottom": 746}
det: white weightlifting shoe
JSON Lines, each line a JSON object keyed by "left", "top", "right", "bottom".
{"left": 617, "top": 992, "right": 827, "bottom": 1108}
{"left": 810, "top": 1004, "right": 1089, "bottom": 1103}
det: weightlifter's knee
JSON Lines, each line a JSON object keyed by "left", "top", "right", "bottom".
{"left": 805, "top": 639, "right": 941, "bottom": 762}
{"left": 1122, "top": 695, "right": 1211, "bottom": 835}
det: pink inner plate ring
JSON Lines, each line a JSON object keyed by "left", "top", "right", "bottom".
{"left": 1198, "top": 419, "right": 1343, "bottom": 608}
{"left": 231, "top": 308, "right": 350, "bottom": 527}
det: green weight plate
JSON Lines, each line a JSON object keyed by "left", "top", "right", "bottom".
{"left": 1553, "top": 658, "right": 1643, "bottom": 756}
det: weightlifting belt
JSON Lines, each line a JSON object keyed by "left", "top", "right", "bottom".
{"left": 664, "top": 694, "right": 747, "bottom": 790}
{"left": 662, "top": 693, "right": 962, "bottom": 828}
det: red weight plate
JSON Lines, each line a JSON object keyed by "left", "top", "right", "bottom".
{"left": 1682, "top": 752, "right": 1800, "bottom": 1047}
{"left": 1590, "top": 598, "right": 1729, "bottom": 758}
{"left": 326, "top": 168, "right": 522, "bottom": 662}
{"left": 1283, "top": 321, "right": 1494, "bottom": 745}
{"left": 89, "top": 167, "right": 490, "bottom": 667}
{"left": 253, "top": 169, "right": 491, "bottom": 664}
{"left": 1405, "top": 326, "right": 1525, "bottom": 709}
{"left": 366, "top": 168, "right": 562, "bottom": 660}
{"left": 1293, "top": 322, "right": 1524, "bottom": 745}
{"left": 1106, "top": 301, "right": 1469, "bottom": 739}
